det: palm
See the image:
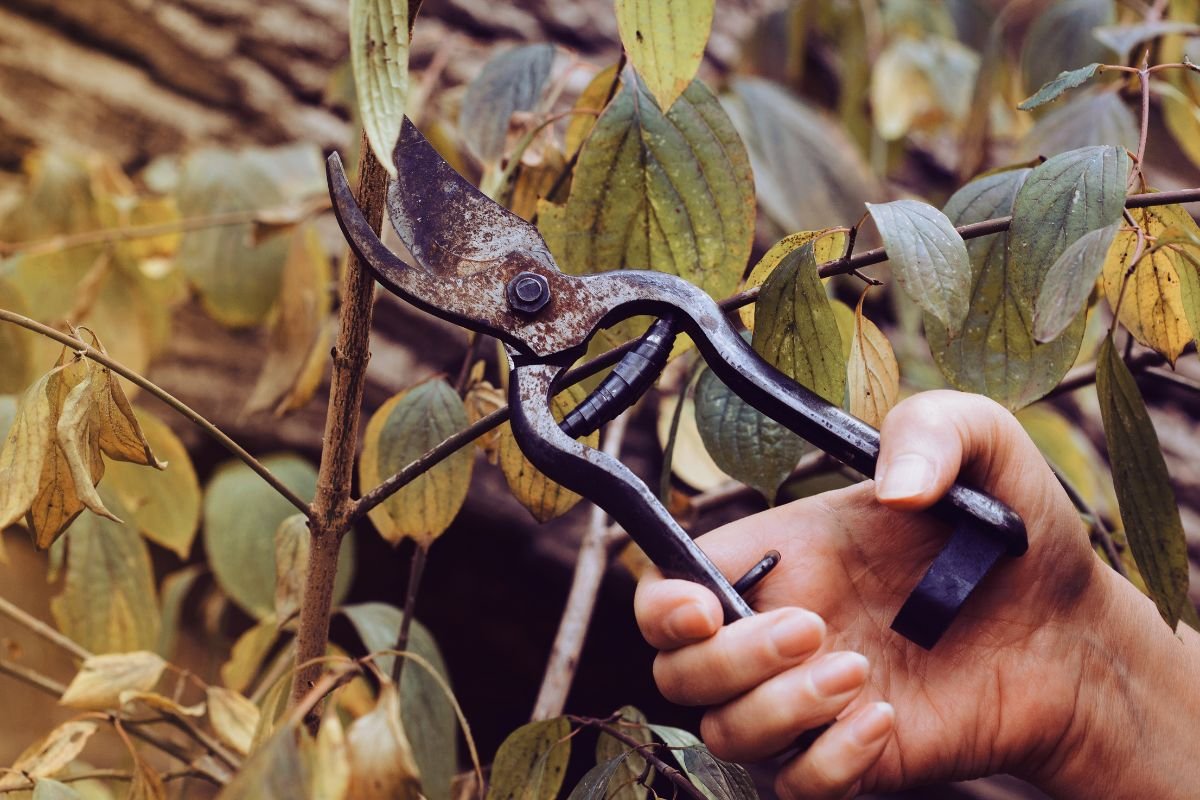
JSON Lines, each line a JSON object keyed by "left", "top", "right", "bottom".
{"left": 713, "top": 480, "right": 1096, "bottom": 789}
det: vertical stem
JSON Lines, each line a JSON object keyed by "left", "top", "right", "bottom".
{"left": 291, "top": 133, "right": 388, "bottom": 727}
{"left": 391, "top": 541, "right": 429, "bottom": 684}
{"left": 531, "top": 411, "right": 632, "bottom": 721}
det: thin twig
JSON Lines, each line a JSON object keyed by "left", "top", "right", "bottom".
{"left": 571, "top": 717, "right": 706, "bottom": 800}
{"left": 531, "top": 410, "right": 633, "bottom": 721}
{"left": 1130, "top": 55, "right": 1152, "bottom": 191}
{"left": 1047, "top": 350, "right": 1164, "bottom": 397}
{"left": 390, "top": 542, "right": 428, "bottom": 685}
{"left": 1052, "top": 466, "right": 1128, "bottom": 579}
{"left": 0, "top": 310, "right": 310, "bottom": 515}
{"left": 0, "top": 594, "right": 91, "bottom": 660}
{"left": 1142, "top": 366, "right": 1200, "bottom": 394}
{"left": 0, "top": 656, "right": 68, "bottom": 695}
{"left": 691, "top": 452, "right": 834, "bottom": 516}
{"left": 0, "top": 768, "right": 209, "bottom": 794}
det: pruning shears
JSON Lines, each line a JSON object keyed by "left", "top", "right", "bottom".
{"left": 326, "top": 119, "right": 1027, "bottom": 653}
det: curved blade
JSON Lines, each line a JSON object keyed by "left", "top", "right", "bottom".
{"left": 388, "top": 118, "right": 557, "bottom": 278}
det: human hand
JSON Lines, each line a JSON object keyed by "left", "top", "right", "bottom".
{"left": 636, "top": 390, "right": 1198, "bottom": 798}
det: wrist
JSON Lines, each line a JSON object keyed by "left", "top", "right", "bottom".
{"left": 1032, "top": 565, "right": 1200, "bottom": 798}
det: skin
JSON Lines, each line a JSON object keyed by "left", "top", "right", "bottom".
{"left": 635, "top": 390, "right": 1200, "bottom": 799}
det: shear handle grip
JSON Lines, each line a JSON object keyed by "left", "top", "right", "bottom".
{"left": 690, "top": 314, "right": 1027, "bottom": 557}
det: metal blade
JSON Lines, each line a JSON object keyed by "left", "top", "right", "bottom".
{"left": 387, "top": 118, "right": 557, "bottom": 278}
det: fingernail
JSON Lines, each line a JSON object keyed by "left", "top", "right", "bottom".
{"left": 810, "top": 651, "right": 868, "bottom": 697}
{"left": 769, "top": 610, "right": 824, "bottom": 658}
{"left": 876, "top": 453, "right": 935, "bottom": 501}
{"left": 850, "top": 702, "right": 895, "bottom": 746}
{"left": 665, "top": 602, "right": 711, "bottom": 640}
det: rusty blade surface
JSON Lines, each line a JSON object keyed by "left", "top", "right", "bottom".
{"left": 387, "top": 118, "right": 557, "bottom": 278}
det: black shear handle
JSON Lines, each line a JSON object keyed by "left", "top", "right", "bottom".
{"left": 510, "top": 362, "right": 756, "bottom": 623}
{"left": 576, "top": 270, "right": 1029, "bottom": 561}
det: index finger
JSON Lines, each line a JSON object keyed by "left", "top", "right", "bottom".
{"left": 634, "top": 569, "right": 723, "bottom": 650}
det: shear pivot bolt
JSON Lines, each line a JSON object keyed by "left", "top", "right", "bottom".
{"left": 507, "top": 272, "right": 551, "bottom": 314}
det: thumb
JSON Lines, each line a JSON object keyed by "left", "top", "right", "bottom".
{"left": 872, "top": 390, "right": 1058, "bottom": 531}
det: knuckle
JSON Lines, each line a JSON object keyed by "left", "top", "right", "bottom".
{"left": 651, "top": 654, "right": 687, "bottom": 704}
{"left": 700, "top": 711, "right": 735, "bottom": 760}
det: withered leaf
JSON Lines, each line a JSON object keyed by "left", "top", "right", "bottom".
{"left": 60, "top": 651, "right": 167, "bottom": 710}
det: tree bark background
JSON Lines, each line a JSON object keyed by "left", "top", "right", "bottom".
{"left": 0, "top": 2, "right": 1196, "bottom": 798}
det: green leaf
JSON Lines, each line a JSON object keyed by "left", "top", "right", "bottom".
{"left": 359, "top": 378, "right": 473, "bottom": 546}
{"left": 752, "top": 243, "right": 846, "bottom": 405}
{"left": 486, "top": 717, "right": 571, "bottom": 800}
{"left": 648, "top": 727, "right": 755, "bottom": 800}
{"left": 50, "top": 494, "right": 160, "bottom": 653}
{"left": 341, "top": 603, "right": 458, "bottom": 800}
{"left": 157, "top": 564, "right": 204, "bottom": 658}
{"left": 175, "top": 150, "right": 289, "bottom": 327}
{"left": 615, "top": 0, "right": 714, "bottom": 111}
{"left": 552, "top": 72, "right": 754, "bottom": 303}
{"left": 203, "top": 454, "right": 352, "bottom": 618}
{"left": 694, "top": 365, "right": 803, "bottom": 502}
{"left": 1034, "top": 223, "right": 1120, "bottom": 342}
{"left": 927, "top": 167, "right": 1061, "bottom": 409}
{"left": 1018, "top": 63, "right": 1103, "bottom": 110}
{"left": 866, "top": 200, "right": 971, "bottom": 336}
{"left": 1096, "top": 337, "right": 1189, "bottom": 627}
{"left": 350, "top": 0, "right": 409, "bottom": 176}
{"left": 460, "top": 44, "right": 556, "bottom": 165}
{"left": 1020, "top": 0, "right": 1114, "bottom": 96}
{"left": 566, "top": 756, "right": 627, "bottom": 800}
{"left": 722, "top": 78, "right": 880, "bottom": 236}
{"left": 215, "top": 715, "right": 309, "bottom": 800}
{"left": 1093, "top": 21, "right": 1200, "bottom": 62}
{"left": 104, "top": 410, "right": 201, "bottom": 559}
{"left": 697, "top": 241, "right": 843, "bottom": 500}
{"left": 676, "top": 746, "right": 758, "bottom": 800}
{"left": 1018, "top": 88, "right": 1138, "bottom": 161}
{"left": 595, "top": 706, "right": 651, "bottom": 800}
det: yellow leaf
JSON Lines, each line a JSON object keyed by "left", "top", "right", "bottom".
{"left": 1017, "top": 404, "right": 1118, "bottom": 525}
{"left": 206, "top": 686, "right": 261, "bottom": 756}
{"left": 104, "top": 411, "right": 200, "bottom": 559}
{"left": 273, "top": 514, "right": 309, "bottom": 625}
{"left": 1102, "top": 202, "right": 1198, "bottom": 364}
{"left": 30, "top": 356, "right": 96, "bottom": 547}
{"left": 565, "top": 66, "right": 618, "bottom": 157}
{"left": 616, "top": 0, "right": 713, "bottom": 111}
{"left": 60, "top": 651, "right": 166, "bottom": 711}
{"left": 847, "top": 292, "right": 899, "bottom": 427}
{"left": 127, "top": 754, "right": 166, "bottom": 800}
{"left": 870, "top": 37, "right": 978, "bottom": 141}
{"left": 118, "top": 690, "right": 205, "bottom": 718}
{"left": 245, "top": 227, "right": 332, "bottom": 417}
{"left": 0, "top": 721, "right": 98, "bottom": 790}
{"left": 740, "top": 229, "right": 846, "bottom": 331}
{"left": 346, "top": 683, "right": 423, "bottom": 800}
{"left": 80, "top": 334, "right": 162, "bottom": 467}
{"left": 55, "top": 363, "right": 121, "bottom": 526}
{"left": 359, "top": 379, "right": 473, "bottom": 546}
{"left": 497, "top": 382, "right": 598, "bottom": 523}
{"left": 0, "top": 368, "right": 59, "bottom": 531}
{"left": 303, "top": 713, "right": 351, "bottom": 800}
{"left": 351, "top": 0, "right": 410, "bottom": 176}
{"left": 463, "top": 377, "right": 505, "bottom": 465}
{"left": 220, "top": 616, "right": 279, "bottom": 693}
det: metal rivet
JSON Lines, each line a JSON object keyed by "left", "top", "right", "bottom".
{"left": 506, "top": 271, "right": 551, "bottom": 314}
